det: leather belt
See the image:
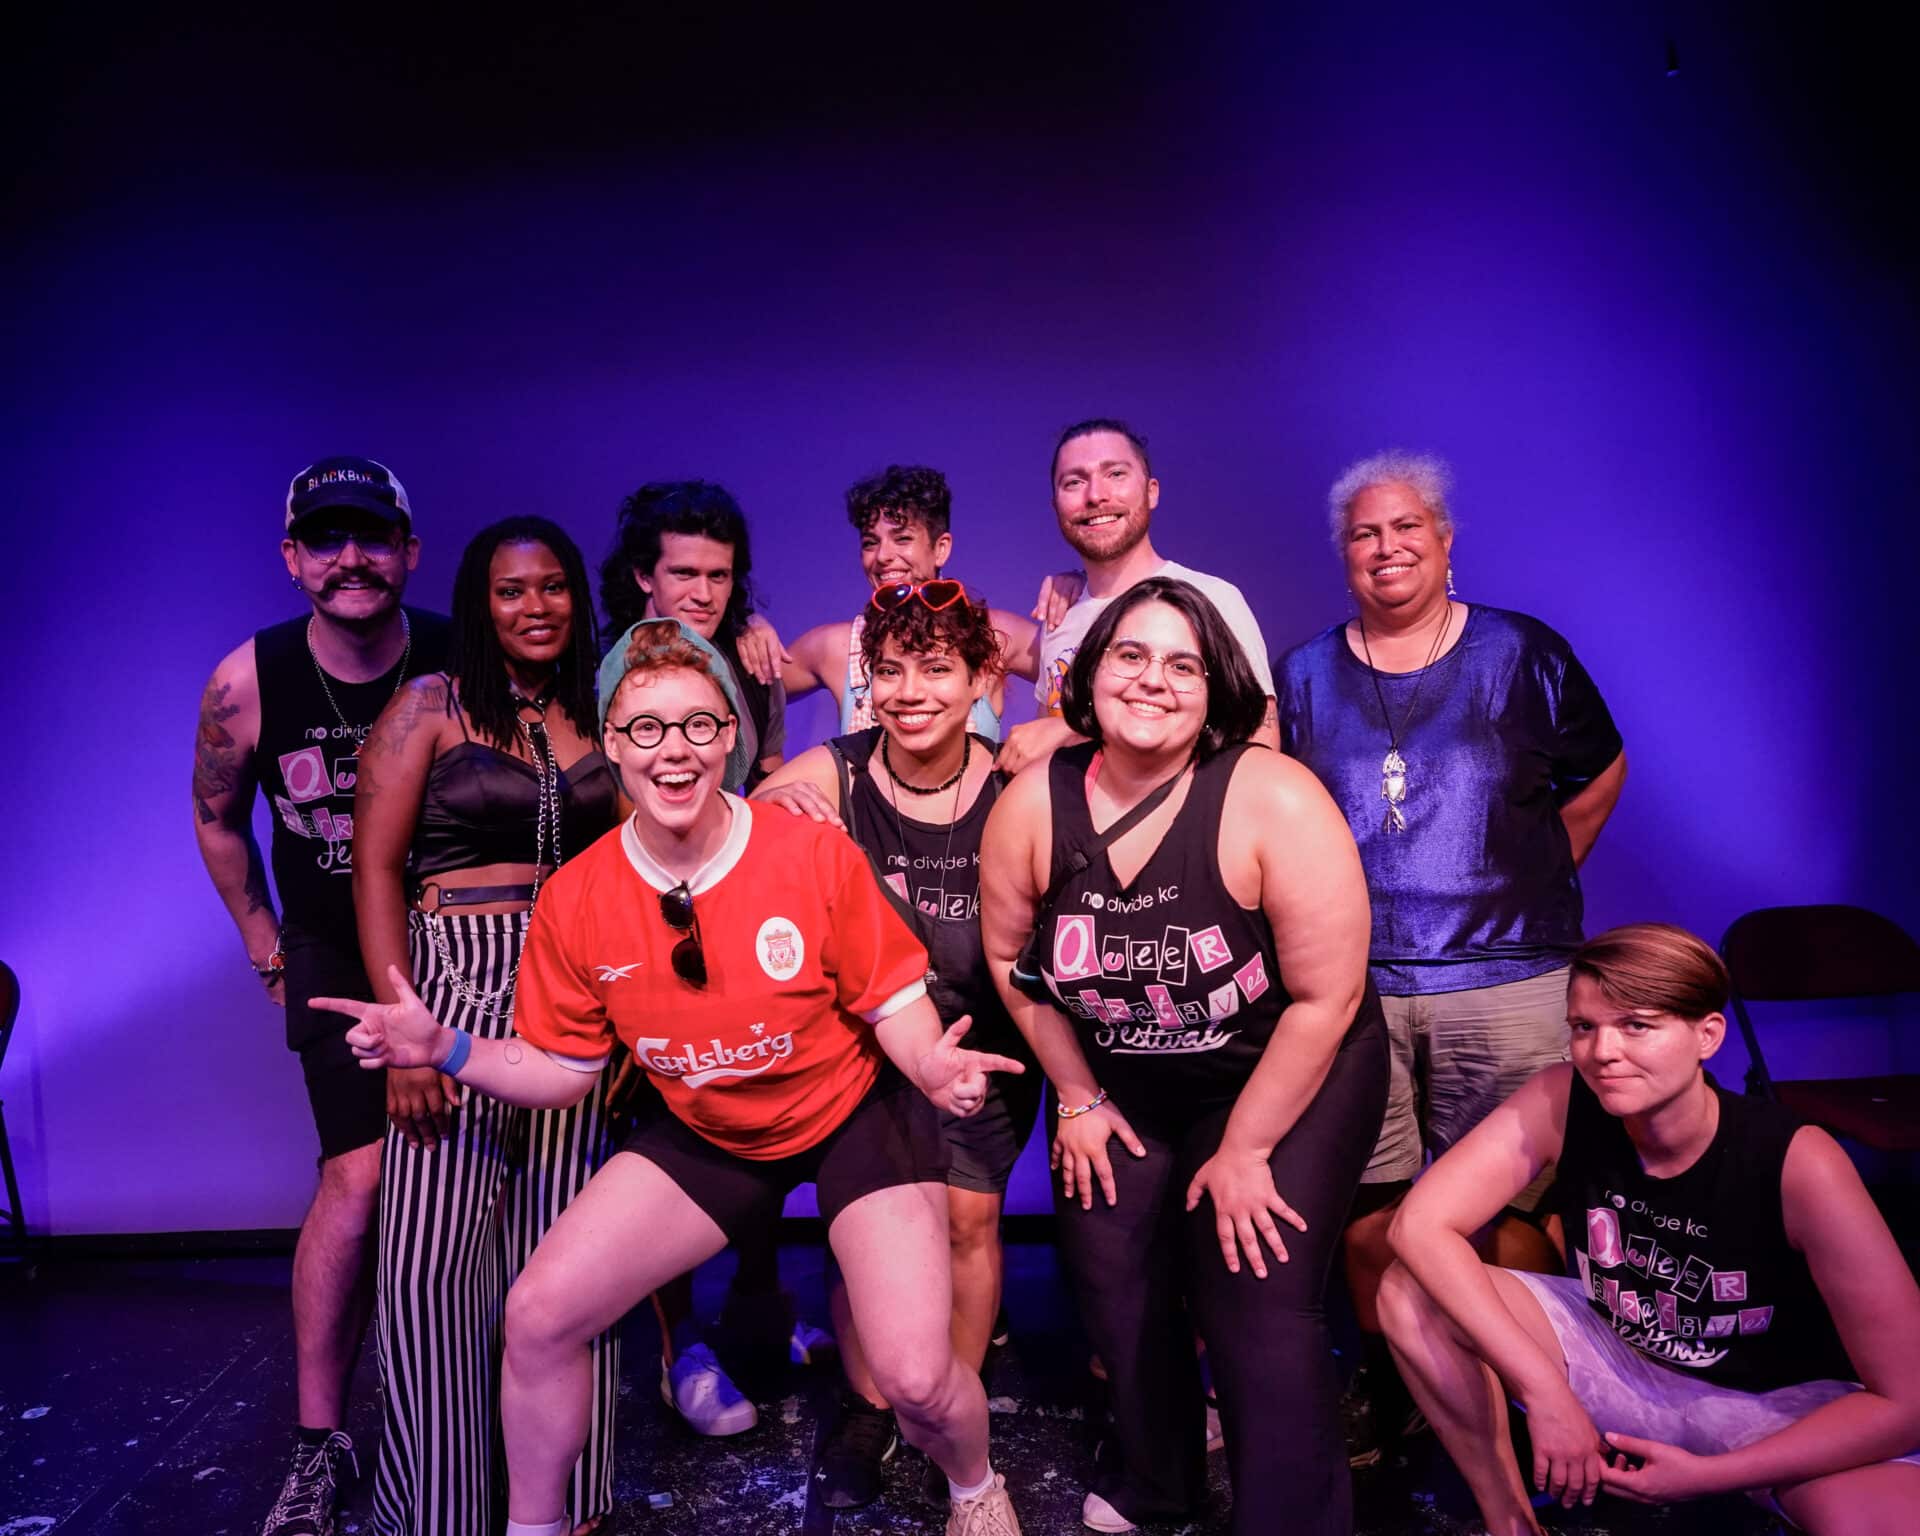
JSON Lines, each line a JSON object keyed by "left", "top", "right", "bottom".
{"left": 412, "top": 881, "right": 538, "bottom": 910}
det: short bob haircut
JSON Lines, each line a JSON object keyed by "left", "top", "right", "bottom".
{"left": 859, "top": 583, "right": 1003, "bottom": 680}
{"left": 1569, "top": 923, "right": 1730, "bottom": 1022}
{"left": 1059, "top": 576, "right": 1266, "bottom": 759}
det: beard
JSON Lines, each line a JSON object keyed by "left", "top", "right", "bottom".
{"left": 1061, "top": 506, "right": 1150, "bottom": 563}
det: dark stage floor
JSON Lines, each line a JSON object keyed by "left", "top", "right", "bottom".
{"left": 1, "top": 1244, "right": 1784, "bottom": 1536}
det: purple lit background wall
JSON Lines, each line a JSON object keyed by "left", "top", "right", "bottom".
{"left": 5, "top": 7, "right": 1912, "bottom": 1235}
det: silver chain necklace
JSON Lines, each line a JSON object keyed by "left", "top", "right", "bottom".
{"left": 306, "top": 612, "right": 412, "bottom": 739}
{"left": 1357, "top": 603, "right": 1452, "bottom": 834}
{"left": 427, "top": 697, "right": 563, "bottom": 1019}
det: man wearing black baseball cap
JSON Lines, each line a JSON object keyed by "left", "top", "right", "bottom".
{"left": 191, "top": 455, "right": 450, "bottom": 1536}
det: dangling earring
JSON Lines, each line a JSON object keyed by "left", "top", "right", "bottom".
{"left": 1446, "top": 565, "right": 1457, "bottom": 598}
{"left": 290, "top": 574, "right": 303, "bottom": 588}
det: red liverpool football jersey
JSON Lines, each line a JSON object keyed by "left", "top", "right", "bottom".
{"left": 513, "top": 796, "right": 929, "bottom": 1159}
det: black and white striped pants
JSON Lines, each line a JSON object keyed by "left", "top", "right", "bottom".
{"left": 373, "top": 911, "right": 619, "bottom": 1536}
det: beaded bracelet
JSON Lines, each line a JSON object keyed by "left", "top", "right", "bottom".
{"left": 1056, "top": 1088, "right": 1109, "bottom": 1120}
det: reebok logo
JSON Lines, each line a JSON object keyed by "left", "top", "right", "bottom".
{"left": 595, "top": 962, "right": 643, "bottom": 981}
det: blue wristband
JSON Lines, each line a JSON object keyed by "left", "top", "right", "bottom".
{"left": 439, "top": 1028, "right": 474, "bottom": 1077}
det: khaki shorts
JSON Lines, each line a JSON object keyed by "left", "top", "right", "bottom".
{"left": 1360, "top": 965, "right": 1571, "bottom": 1211}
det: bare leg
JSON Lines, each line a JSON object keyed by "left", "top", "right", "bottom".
{"left": 830, "top": 1273, "right": 888, "bottom": 1407}
{"left": 653, "top": 1271, "right": 696, "bottom": 1360}
{"left": 1778, "top": 1461, "right": 1920, "bottom": 1536}
{"left": 1482, "top": 1211, "right": 1564, "bottom": 1275}
{"left": 947, "top": 1187, "right": 1004, "bottom": 1373}
{"left": 1341, "top": 1196, "right": 1401, "bottom": 1334}
{"left": 501, "top": 1152, "right": 728, "bottom": 1525}
{"left": 1377, "top": 1262, "right": 1565, "bottom": 1536}
{"left": 832, "top": 1183, "right": 1005, "bottom": 1407}
{"left": 292, "top": 1140, "right": 381, "bottom": 1428}
{"left": 830, "top": 1181, "right": 989, "bottom": 1487}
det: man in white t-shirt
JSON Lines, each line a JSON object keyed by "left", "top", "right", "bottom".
{"left": 998, "top": 418, "right": 1279, "bottom": 774}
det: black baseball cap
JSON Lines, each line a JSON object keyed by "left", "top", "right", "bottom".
{"left": 285, "top": 456, "right": 414, "bottom": 532}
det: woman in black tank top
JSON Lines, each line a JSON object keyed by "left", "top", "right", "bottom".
{"left": 979, "top": 576, "right": 1388, "bottom": 1536}
{"left": 1380, "top": 924, "right": 1920, "bottom": 1535}
{"left": 753, "top": 579, "right": 1041, "bottom": 1507}
{"left": 351, "top": 519, "right": 623, "bottom": 1536}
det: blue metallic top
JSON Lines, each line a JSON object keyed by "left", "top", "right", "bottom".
{"left": 1277, "top": 606, "right": 1622, "bottom": 996}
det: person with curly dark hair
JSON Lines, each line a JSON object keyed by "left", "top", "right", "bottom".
{"left": 599, "top": 479, "right": 786, "bottom": 789}
{"left": 754, "top": 580, "right": 1039, "bottom": 1509}
{"left": 770, "top": 464, "right": 1065, "bottom": 740}
{"left": 352, "top": 517, "right": 622, "bottom": 1536}
{"left": 980, "top": 576, "right": 1387, "bottom": 1535}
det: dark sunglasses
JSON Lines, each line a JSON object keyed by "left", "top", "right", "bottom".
{"left": 659, "top": 881, "right": 707, "bottom": 986}
{"left": 870, "top": 578, "right": 967, "bottom": 613}
{"left": 296, "top": 526, "right": 407, "bottom": 562}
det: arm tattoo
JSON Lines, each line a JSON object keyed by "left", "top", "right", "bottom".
{"left": 503, "top": 1043, "right": 524, "bottom": 1065}
{"left": 243, "top": 839, "right": 274, "bottom": 915}
{"left": 193, "top": 681, "right": 245, "bottom": 824}
{"left": 359, "top": 676, "right": 448, "bottom": 801}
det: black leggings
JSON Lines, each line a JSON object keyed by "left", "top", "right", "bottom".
{"left": 1057, "top": 1015, "right": 1388, "bottom": 1535}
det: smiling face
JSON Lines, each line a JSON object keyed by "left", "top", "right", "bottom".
{"left": 1090, "top": 599, "right": 1208, "bottom": 761}
{"left": 489, "top": 540, "right": 573, "bottom": 668}
{"left": 858, "top": 513, "right": 952, "bottom": 589}
{"left": 637, "top": 532, "right": 737, "bottom": 639}
{"left": 1052, "top": 429, "right": 1158, "bottom": 563}
{"left": 281, "top": 511, "right": 419, "bottom": 624}
{"left": 1567, "top": 974, "right": 1724, "bottom": 1120}
{"left": 1341, "top": 480, "right": 1452, "bottom": 620}
{"left": 870, "top": 637, "right": 984, "bottom": 754}
{"left": 604, "top": 665, "right": 739, "bottom": 838}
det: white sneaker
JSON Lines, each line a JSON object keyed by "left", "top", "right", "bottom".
{"left": 1080, "top": 1490, "right": 1137, "bottom": 1532}
{"left": 660, "top": 1343, "right": 758, "bottom": 1436}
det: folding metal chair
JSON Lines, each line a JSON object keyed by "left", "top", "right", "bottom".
{"left": 1720, "top": 905, "right": 1920, "bottom": 1151}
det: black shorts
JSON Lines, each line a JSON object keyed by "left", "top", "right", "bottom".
{"left": 621, "top": 1067, "right": 950, "bottom": 1246}
{"left": 941, "top": 1066, "right": 1043, "bottom": 1195}
{"left": 282, "top": 924, "right": 387, "bottom": 1163}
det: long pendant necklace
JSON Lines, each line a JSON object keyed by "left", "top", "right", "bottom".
{"left": 307, "top": 612, "right": 412, "bottom": 738}
{"left": 883, "top": 735, "right": 968, "bottom": 986}
{"left": 429, "top": 693, "right": 562, "bottom": 1018}
{"left": 1357, "top": 603, "right": 1452, "bottom": 834}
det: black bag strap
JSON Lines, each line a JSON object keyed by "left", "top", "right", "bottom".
{"left": 1037, "top": 757, "right": 1189, "bottom": 917}
{"left": 826, "top": 736, "right": 925, "bottom": 936}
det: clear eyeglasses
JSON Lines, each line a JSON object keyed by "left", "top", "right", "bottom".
{"left": 1099, "top": 642, "right": 1208, "bottom": 693}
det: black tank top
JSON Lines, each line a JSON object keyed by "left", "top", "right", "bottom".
{"left": 1038, "top": 742, "right": 1298, "bottom": 1124}
{"left": 833, "top": 729, "right": 1025, "bottom": 1061}
{"left": 255, "top": 608, "right": 450, "bottom": 937}
{"left": 412, "top": 712, "right": 619, "bottom": 878}
{"left": 1553, "top": 1072, "right": 1854, "bottom": 1393}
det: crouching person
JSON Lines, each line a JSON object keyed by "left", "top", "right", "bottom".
{"left": 1379, "top": 923, "right": 1920, "bottom": 1535}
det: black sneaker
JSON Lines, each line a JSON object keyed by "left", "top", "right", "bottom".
{"left": 260, "top": 1430, "right": 357, "bottom": 1536}
{"left": 813, "top": 1396, "right": 897, "bottom": 1510}
{"left": 1342, "top": 1367, "right": 1386, "bottom": 1469}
